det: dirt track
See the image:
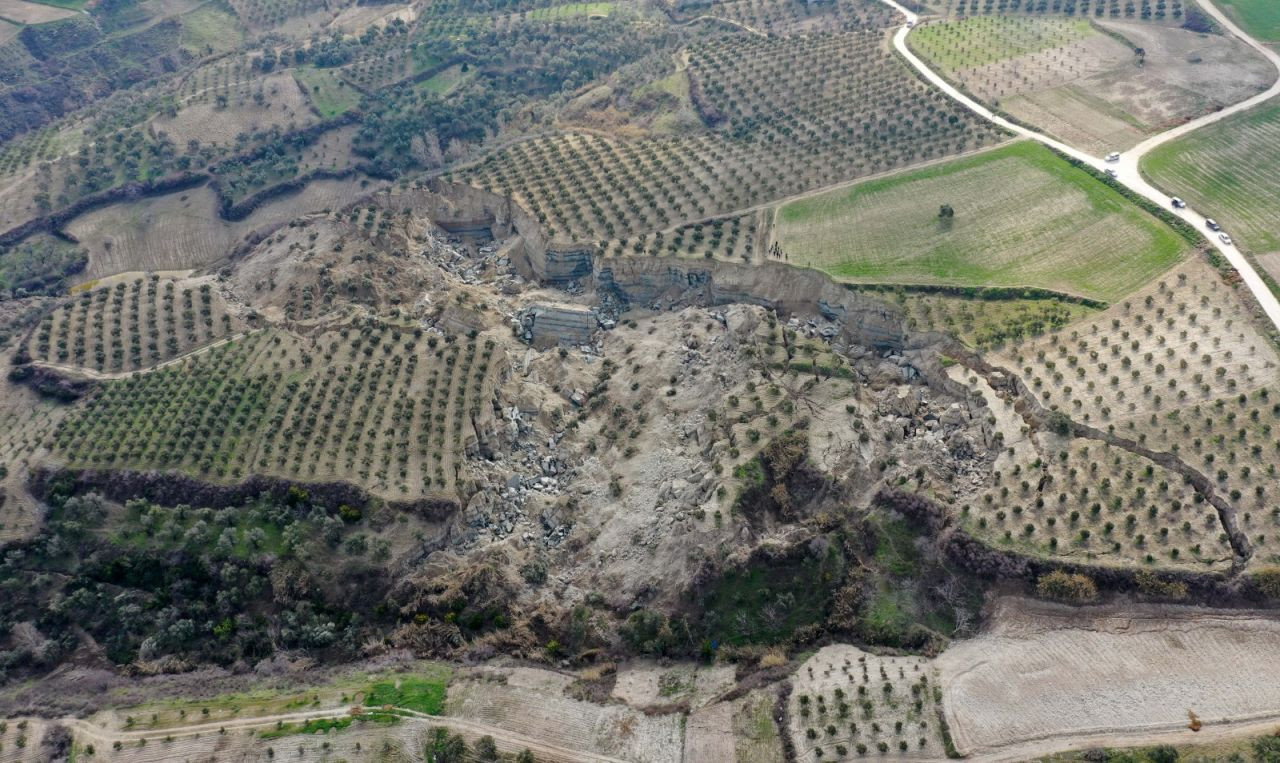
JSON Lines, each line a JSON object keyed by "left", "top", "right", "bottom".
{"left": 937, "top": 597, "right": 1280, "bottom": 761}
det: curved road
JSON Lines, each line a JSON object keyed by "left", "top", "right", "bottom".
{"left": 880, "top": 0, "right": 1280, "bottom": 332}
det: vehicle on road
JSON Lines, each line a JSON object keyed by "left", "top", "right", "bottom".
{"left": 1220, "top": 232, "right": 1233, "bottom": 246}
{"left": 1206, "top": 218, "right": 1221, "bottom": 231}
{"left": 1105, "top": 168, "right": 1118, "bottom": 178}
{"left": 1171, "top": 197, "right": 1186, "bottom": 209}
{"left": 1105, "top": 152, "right": 1121, "bottom": 163}
{"left": 906, "top": 19, "right": 914, "bottom": 27}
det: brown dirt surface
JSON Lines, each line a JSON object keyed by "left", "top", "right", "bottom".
{"left": 788, "top": 644, "right": 948, "bottom": 762}
{"left": 936, "top": 596, "right": 1280, "bottom": 760}
{"left": 0, "top": 0, "right": 76, "bottom": 24}
{"left": 154, "top": 72, "right": 315, "bottom": 147}
{"left": 444, "top": 665, "right": 685, "bottom": 762}
{"left": 1258, "top": 251, "right": 1280, "bottom": 285}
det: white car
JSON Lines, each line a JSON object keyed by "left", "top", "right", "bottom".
{"left": 1105, "top": 152, "right": 1121, "bottom": 163}
{"left": 906, "top": 20, "right": 914, "bottom": 27}
{"left": 1104, "top": 168, "right": 1118, "bottom": 178}
{"left": 1171, "top": 197, "right": 1186, "bottom": 209}
{"left": 1219, "top": 232, "right": 1233, "bottom": 246}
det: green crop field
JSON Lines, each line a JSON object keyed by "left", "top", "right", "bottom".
{"left": 294, "top": 67, "right": 360, "bottom": 118}
{"left": 1217, "top": 0, "right": 1280, "bottom": 41}
{"left": 775, "top": 141, "right": 1189, "bottom": 302}
{"left": 528, "top": 2, "right": 614, "bottom": 19}
{"left": 1142, "top": 102, "right": 1280, "bottom": 255}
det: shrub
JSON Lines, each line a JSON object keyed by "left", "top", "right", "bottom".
{"left": 1134, "top": 570, "right": 1187, "bottom": 600}
{"left": 1252, "top": 567, "right": 1280, "bottom": 600}
{"left": 1035, "top": 571, "right": 1098, "bottom": 603}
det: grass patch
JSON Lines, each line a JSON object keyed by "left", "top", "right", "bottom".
{"left": 777, "top": 140, "right": 1189, "bottom": 302}
{"left": 418, "top": 64, "right": 472, "bottom": 96}
{"left": 179, "top": 1, "right": 244, "bottom": 56}
{"left": 258, "top": 712, "right": 399, "bottom": 740}
{"left": 294, "top": 67, "right": 359, "bottom": 118}
{"left": 1142, "top": 101, "right": 1280, "bottom": 255}
{"left": 868, "top": 291, "right": 1098, "bottom": 350}
{"left": 364, "top": 671, "right": 451, "bottom": 715}
{"left": 1216, "top": 0, "right": 1280, "bottom": 41}
{"left": 528, "top": 2, "right": 614, "bottom": 20}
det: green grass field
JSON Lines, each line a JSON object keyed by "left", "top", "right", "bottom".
{"left": 364, "top": 671, "right": 451, "bottom": 714}
{"left": 776, "top": 141, "right": 1189, "bottom": 302}
{"left": 418, "top": 64, "right": 473, "bottom": 96}
{"left": 1216, "top": 0, "right": 1280, "bottom": 41}
{"left": 1142, "top": 102, "right": 1280, "bottom": 255}
{"left": 25, "top": 0, "right": 87, "bottom": 10}
{"left": 910, "top": 16, "right": 1094, "bottom": 71}
{"left": 528, "top": 1, "right": 614, "bottom": 19}
{"left": 180, "top": 2, "right": 244, "bottom": 55}
{"left": 294, "top": 67, "right": 360, "bottom": 118}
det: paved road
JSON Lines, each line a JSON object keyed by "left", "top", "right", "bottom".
{"left": 880, "top": 0, "right": 1280, "bottom": 332}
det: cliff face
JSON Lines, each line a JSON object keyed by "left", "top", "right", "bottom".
{"left": 596, "top": 257, "right": 907, "bottom": 350}
{"left": 417, "top": 182, "right": 907, "bottom": 349}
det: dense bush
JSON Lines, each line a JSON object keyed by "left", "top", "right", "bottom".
{"left": 1035, "top": 570, "right": 1098, "bottom": 603}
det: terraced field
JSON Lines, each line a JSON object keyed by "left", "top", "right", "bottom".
{"left": 48, "top": 323, "right": 503, "bottom": 499}
{"left": 960, "top": 434, "right": 1236, "bottom": 571}
{"left": 463, "top": 30, "right": 1002, "bottom": 244}
{"left": 27, "top": 275, "right": 240, "bottom": 373}
{"left": 1143, "top": 102, "right": 1280, "bottom": 255}
{"left": 878, "top": 291, "right": 1097, "bottom": 350}
{"left": 1002, "top": 259, "right": 1280, "bottom": 427}
{"left": 775, "top": 141, "right": 1189, "bottom": 301}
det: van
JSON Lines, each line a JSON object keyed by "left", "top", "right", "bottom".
{"left": 1206, "top": 219, "right": 1221, "bottom": 231}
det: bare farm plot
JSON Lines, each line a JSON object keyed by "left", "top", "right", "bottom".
{"left": 444, "top": 667, "right": 684, "bottom": 762}
{"left": 64, "top": 187, "right": 239, "bottom": 282}
{"left": 937, "top": 597, "right": 1280, "bottom": 759}
{"left": 774, "top": 140, "right": 1189, "bottom": 302}
{"left": 0, "top": 18, "right": 18, "bottom": 43}
{"left": 909, "top": 16, "right": 1275, "bottom": 154}
{"left": 1142, "top": 102, "right": 1280, "bottom": 255}
{"left": 0, "top": 0, "right": 77, "bottom": 23}
{"left": 788, "top": 644, "right": 948, "bottom": 762}
{"left": 154, "top": 72, "right": 313, "bottom": 147}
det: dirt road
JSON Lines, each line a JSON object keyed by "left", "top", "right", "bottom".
{"left": 51, "top": 705, "right": 634, "bottom": 763}
{"left": 880, "top": 0, "right": 1280, "bottom": 335}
